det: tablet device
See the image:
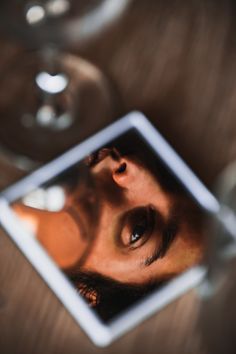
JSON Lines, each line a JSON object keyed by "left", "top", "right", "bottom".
{"left": 0, "top": 112, "right": 220, "bottom": 346}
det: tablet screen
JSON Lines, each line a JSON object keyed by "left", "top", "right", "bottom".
{"left": 11, "top": 129, "right": 207, "bottom": 322}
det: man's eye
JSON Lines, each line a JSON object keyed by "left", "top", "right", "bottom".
{"left": 120, "top": 206, "right": 156, "bottom": 249}
{"left": 130, "top": 223, "right": 147, "bottom": 244}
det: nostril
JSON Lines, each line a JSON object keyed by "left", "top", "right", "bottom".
{"left": 115, "top": 162, "right": 127, "bottom": 174}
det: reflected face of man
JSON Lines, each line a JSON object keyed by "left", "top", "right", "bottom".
{"left": 14, "top": 150, "right": 205, "bottom": 285}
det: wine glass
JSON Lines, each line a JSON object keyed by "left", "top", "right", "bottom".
{"left": 198, "top": 161, "right": 236, "bottom": 354}
{"left": 0, "top": 0, "right": 130, "bottom": 47}
{"left": 0, "top": 0, "right": 130, "bottom": 168}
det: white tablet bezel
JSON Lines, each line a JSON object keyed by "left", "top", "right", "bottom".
{"left": 0, "top": 112, "right": 220, "bottom": 346}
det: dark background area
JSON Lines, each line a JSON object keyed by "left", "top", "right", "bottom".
{"left": 1, "top": 0, "right": 236, "bottom": 353}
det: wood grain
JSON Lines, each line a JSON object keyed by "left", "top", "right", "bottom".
{"left": 1, "top": 0, "right": 236, "bottom": 353}
{"left": 0, "top": 227, "right": 206, "bottom": 354}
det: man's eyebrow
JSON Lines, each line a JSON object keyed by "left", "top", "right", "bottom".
{"left": 143, "top": 225, "right": 178, "bottom": 267}
{"left": 144, "top": 247, "right": 165, "bottom": 267}
{"left": 85, "top": 147, "right": 120, "bottom": 167}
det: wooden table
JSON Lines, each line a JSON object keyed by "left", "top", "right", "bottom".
{"left": 0, "top": 224, "right": 205, "bottom": 354}
{"left": 1, "top": 1, "right": 236, "bottom": 353}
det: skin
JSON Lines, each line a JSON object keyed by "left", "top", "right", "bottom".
{"left": 13, "top": 152, "right": 205, "bottom": 285}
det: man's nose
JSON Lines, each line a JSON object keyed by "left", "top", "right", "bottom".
{"left": 92, "top": 155, "right": 134, "bottom": 189}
